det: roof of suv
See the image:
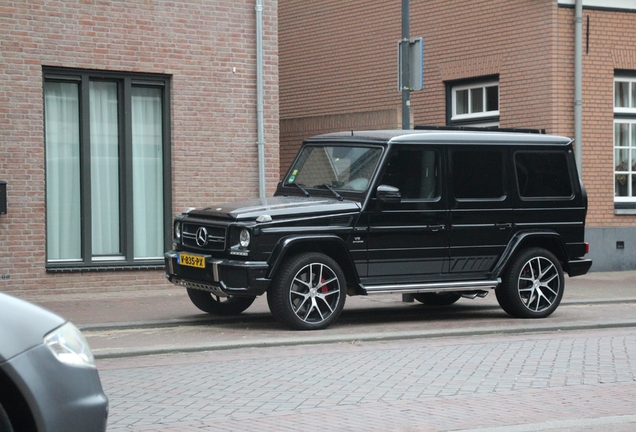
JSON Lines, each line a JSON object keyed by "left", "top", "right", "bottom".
{"left": 307, "top": 129, "right": 573, "bottom": 146}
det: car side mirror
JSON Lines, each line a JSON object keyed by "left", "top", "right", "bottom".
{"left": 376, "top": 184, "right": 401, "bottom": 204}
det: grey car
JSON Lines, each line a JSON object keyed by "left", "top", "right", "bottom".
{"left": 0, "top": 292, "right": 108, "bottom": 432}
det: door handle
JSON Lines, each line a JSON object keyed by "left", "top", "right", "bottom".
{"left": 428, "top": 224, "right": 446, "bottom": 232}
{"left": 495, "top": 222, "right": 512, "bottom": 230}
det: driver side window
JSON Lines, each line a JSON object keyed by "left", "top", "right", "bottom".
{"left": 379, "top": 147, "right": 440, "bottom": 200}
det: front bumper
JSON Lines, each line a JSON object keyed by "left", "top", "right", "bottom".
{"left": 1, "top": 344, "right": 108, "bottom": 432}
{"left": 165, "top": 251, "right": 270, "bottom": 297}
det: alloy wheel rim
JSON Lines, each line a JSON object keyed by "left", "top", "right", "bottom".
{"left": 517, "top": 256, "right": 560, "bottom": 312}
{"left": 289, "top": 262, "right": 341, "bottom": 324}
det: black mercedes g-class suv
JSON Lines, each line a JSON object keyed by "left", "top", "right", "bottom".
{"left": 165, "top": 129, "right": 592, "bottom": 330}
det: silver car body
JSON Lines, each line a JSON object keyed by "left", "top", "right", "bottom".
{"left": 0, "top": 292, "right": 108, "bottom": 432}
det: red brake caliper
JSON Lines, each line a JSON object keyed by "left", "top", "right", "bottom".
{"left": 320, "top": 277, "right": 328, "bottom": 293}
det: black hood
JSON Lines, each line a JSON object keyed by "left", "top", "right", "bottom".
{"left": 184, "top": 196, "right": 361, "bottom": 221}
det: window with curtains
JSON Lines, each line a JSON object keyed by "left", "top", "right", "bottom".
{"left": 448, "top": 78, "right": 499, "bottom": 127}
{"left": 43, "top": 67, "right": 171, "bottom": 270}
{"left": 614, "top": 76, "right": 636, "bottom": 206}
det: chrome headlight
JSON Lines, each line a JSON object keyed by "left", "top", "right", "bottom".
{"left": 239, "top": 229, "right": 251, "bottom": 248}
{"left": 175, "top": 221, "right": 181, "bottom": 240}
{"left": 44, "top": 322, "right": 96, "bottom": 369}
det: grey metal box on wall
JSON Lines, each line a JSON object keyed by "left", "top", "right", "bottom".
{"left": 0, "top": 181, "right": 6, "bottom": 215}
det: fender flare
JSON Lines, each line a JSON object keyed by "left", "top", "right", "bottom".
{"left": 490, "top": 230, "right": 569, "bottom": 278}
{"left": 266, "top": 234, "right": 360, "bottom": 285}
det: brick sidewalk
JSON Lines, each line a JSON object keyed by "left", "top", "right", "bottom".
{"left": 98, "top": 327, "right": 636, "bottom": 431}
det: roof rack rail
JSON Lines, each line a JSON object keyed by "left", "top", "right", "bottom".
{"left": 414, "top": 125, "right": 546, "bottom": 134}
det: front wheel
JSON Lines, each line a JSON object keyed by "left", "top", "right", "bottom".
{"left": 267, "top": 252, "right": 346, "bottom": 330}
{"left": 496, "top": 247, "right": 564, "bottom": 318}
{"left": 186, "top": 288, "right": 255, "bottom": 315}
{"left": 0, "top": 403, "right": 14, "bottom": 432}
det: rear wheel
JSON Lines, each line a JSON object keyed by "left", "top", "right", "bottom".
{"left": 412, "top": 292, "right": 461, "bottom": 306}
{"left": 186, "top": 288, "right": 255, "bottom": 315}
{"left": 267, "top": 252, "right": 346, "bottom": 330}
{"left": 496, "top": 247, "right": 564, "bottom": 318}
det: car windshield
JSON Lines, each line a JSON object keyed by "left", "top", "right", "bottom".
{"left": 284, "top": 145, "right": 382, "bottom": 192}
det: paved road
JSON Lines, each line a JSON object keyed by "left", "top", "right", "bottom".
{"left": 98, "top": 326, "right": 636, "bottom": 431}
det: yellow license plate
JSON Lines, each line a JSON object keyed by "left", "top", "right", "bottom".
{"left": 179, "top": 253, "right": 206, "bottom": 269}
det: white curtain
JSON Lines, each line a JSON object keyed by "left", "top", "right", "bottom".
{"left": 90, "top": 81, "right": 120, "bottom": 256}
{"left": 44, "top": 82, "right": 81, "bottom": 260}
{"left": 132, "top": 87, "right": 163, "bottom": 258}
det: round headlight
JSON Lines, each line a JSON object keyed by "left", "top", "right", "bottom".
{"left": 239, "top": 229, "right": 251, "bottom": 248}
{"left": 175, "top": 222, "right": 181, "bottom": 240}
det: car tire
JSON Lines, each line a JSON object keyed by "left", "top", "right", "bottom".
{"left": 0, "top": 403, "right": 14, "bottom": 432}
{"left": 267, "top": 252, "right": 346, "bottom": 330}
{"left": 412, "top": 292, "right": 461, "bottom": 306}
{"left": 186, "top": 289, "right": 255, "bottom": 315}
{"left": 496, "top": 247, "right": 564, "bottom": 318}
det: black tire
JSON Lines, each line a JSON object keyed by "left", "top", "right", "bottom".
{"left": 186, "top": 288, "right": 255, "bottom": 315}
{"left": 267, "top": 252, "right": 346, "bottom": 330}
{"left": 412, "top": 292, "right": 461, "bottom": 306}
{"left": 0, "top": 403, "right": 14, "bottom": 432}
{"left": 496, "top": 247, "right": 564, "bottom": 318}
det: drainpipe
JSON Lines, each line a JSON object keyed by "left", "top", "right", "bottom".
{"left": 256, "top": 0, "right": 266, "bottom": 197}
{"left": 574, "top": 0, "right": 583, "bottom": 177}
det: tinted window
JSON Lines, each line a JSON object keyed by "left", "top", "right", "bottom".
{"left": 452, "top": 150, "right": 504, "bottom": 199}
{"left": 379, "top": 148, "right": 440, "bottom": 200}
{"left": 515, "top": 152, "right": 573, "bottom": 198}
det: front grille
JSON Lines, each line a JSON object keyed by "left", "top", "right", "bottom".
{"left": 182, "top": 222, "right": 226, "bottom": 251}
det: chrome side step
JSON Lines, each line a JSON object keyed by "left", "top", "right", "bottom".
{"left": 363, "top": 279, "right": 500, "bottom": 295}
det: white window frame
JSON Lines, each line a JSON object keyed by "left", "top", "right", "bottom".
{"left": 614, "top": 76, "right": 636, "bottom": 203}
{"left": 614, "top": 77, "right": 636, "bottom": 114}
{"left": 613, "top": 119, "right": 636, "bottom": 202}
{"left": 451, "top": 80, "right": 499, "bottom": 123}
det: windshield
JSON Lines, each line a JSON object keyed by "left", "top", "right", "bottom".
{"left": 284, "top": 145, "right": 383, "bottom": 192}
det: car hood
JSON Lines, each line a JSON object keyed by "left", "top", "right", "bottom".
{"left": 0, "top": 293, "right": 66, "bottom": 362}
{"left": 183, "top": 196, "right": 361, "bottom": 221}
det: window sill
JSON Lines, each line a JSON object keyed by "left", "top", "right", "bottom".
{"left": 614, "top": 202, "right": 636, "bottom": 215}
{"left": 615, "top": 209, "right": 636, "bottom": 215}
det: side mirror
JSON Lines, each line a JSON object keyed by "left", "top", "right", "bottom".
{"left": 376, "top": 184, "right": 401, "bottom": 204}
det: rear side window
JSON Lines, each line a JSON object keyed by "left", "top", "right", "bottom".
{"left": 452, "top": 150, "right": 504, "bottom": 199}
{"left": 515, "top": 151, "right": 573, "bottom": 198}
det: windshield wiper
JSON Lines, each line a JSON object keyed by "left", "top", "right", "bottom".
{"left": 317, "top": 183, "right": 344, "bottom": 201}
{"left": 290, "top": 182, "right": 310, "bottom": 197}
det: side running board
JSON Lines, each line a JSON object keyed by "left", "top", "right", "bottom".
{"left": 362, "top": 279, "right": 500, "bottom": 295}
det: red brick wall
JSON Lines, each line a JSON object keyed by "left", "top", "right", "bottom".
{"left": 0, "top": 0, "right": 279, "bottom": 295}
{"left": 410, "top": 0, "right": 558, "bottom": 132}
{"left": 278, "top": 0, "right": 403, "bottom": 169}
{"left": 557, "top": 7, "right": 636, "bottom": 227}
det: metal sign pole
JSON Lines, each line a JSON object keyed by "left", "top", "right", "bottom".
{"left": 401, "top": 0, "right": 410, "bottom": 130}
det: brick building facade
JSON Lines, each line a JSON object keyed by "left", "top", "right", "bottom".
{"left": 279, "top": 0, "right": 636, "bottom": 271}
{"left": 0, "top": 0, "right": 279, "bottom": 295}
